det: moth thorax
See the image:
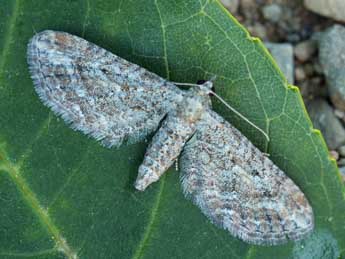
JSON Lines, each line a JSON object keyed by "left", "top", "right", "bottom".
{"left": 179, "top": 97, "right": 205, "bottom": 123}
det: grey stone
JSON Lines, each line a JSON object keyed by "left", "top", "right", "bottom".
{"left": 303, "top": 63, "right": 315, "bottom": 77}
{"left": 304, "top": 0, "right": 345, "bottom": 22}
{"left": 220, "top": 0, "right": 239, "bottom": 14}
{"left": 334, "top": 109, "right": 345, "bottom": 120}
{"left": 265, "top": 42, "right": 294, "bottom": 84}
{"left": 248, "top": 23, "right": 267, "bottom": 40}
{"left": 313, "top": 62, "right": 323, "bottom": 75}
{"left": 338, "top": 145, "right": 345, "bottom": 157}
{"left": 262, "top": 4, "right": 282, "bottom": 23}
{"left": 318, "top": 25, "right": 345, "bottom": 111}
{"left": 294, "top": 40, "right": 317, "bottom": 62}
{"left": 295, "top": 66, "right": 306, "bottom": 81}
{"left": 337, "top": 158, "right": 345, "bottom": 166}
{"left": 240, "top": 0, "right": 256, "bottom": 9}
{"left": 330, "top": 150, "right": 339, "bottom": 161}
{"left": 307, "top": 99, "right": 345, "bottom": 150}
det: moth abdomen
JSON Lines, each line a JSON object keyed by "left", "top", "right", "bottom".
{"left": 135, "top": 114, "right": 196, "bottom": 191}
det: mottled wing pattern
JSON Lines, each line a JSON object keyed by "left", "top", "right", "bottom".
{"left": 27, "top": 30, "right": 183, "bottom": 147}
{"left": 180, "top": 110, "right": 314, "bottom": 245}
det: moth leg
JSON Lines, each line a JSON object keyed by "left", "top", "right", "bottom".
{"left": 175, "top": 158, "right": 179, "bottom": 171}
{"left": 135, "top": 115, "right": 195, "bottom": 191}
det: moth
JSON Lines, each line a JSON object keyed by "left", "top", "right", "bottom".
{"left": 27, "top": 30, "right": 314, "bottom": 245}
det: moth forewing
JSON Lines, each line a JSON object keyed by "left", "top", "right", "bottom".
{"left": 27, "top": 30, "right": 184, "bottom": 148}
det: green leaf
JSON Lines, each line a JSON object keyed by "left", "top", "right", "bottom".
{"left": 0, "top": 0, "right": 344, "bottom": 258}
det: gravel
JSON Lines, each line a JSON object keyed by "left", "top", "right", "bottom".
{"left": 338, "top": 145, "right": 345, "bottom": 157}
{"left": 294, "top": 40, "right": 317, "bottom": 62}
{"left": 295, "top": 66, "right": 307, "bottom": 81}
{"left": 220, "top": 0, "right": 345, "bottom": 159}
{"left": 330, "top": 150, "right": 339, "bottom": 161}
{"left": 262, "top": 4, "right": 283, "bottom": 23}
{"left": 318, "top": 25, "right": 345, "bottom": 111}
{"left": 220, "top": 0, "right": 239, "bottom": 14}
{"left": 307, "top": 99, "right": 345, "bottom": 150}
{"left": 265, "top": 42, "right": 294, "bottom": 84}
{"left": 304, "top": 0, "right": 345, "bottom": 22}
{"left": 338, "top": 159, "right": 345, "bottom": 166}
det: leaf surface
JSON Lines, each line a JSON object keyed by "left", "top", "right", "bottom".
{"left": 0, "top": 0, "right": 344, "bottom": 258}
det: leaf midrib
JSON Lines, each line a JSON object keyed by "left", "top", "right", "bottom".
{"left": 0, "top": 147, "right": 77, "bottom": 259}
{"left": 131, "top": 2, "right": 168, "bottom": 257}
{"left": 0, "top": 1, "right": 80, "bottom": 258}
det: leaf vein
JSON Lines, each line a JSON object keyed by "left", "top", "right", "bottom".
{"left": 131, "top": 177, "right": 165, "bottom": 259}
{"left": 0, "top": 0, "right": 20, "bottom": 88}
{"left": 0, "top": 147, "right": 78, "bottom": 259}
{"left": 47, "top": 146, "right": 90, "bottom": 210}
{"left": 154, "top": 0, "right": 170, "bottom": 79}
{"left": 81, "top": 0, "right": 91, "bottom": 37}
{"left": 0, "top": 248, "right": 57, "bottom": 257}
{"left": 17, "top": 112, "right": 53, "bottom": 169}
{"left": 203, "top": 12, "right": 269, "bottom": 141}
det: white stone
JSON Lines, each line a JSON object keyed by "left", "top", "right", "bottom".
{"left": 220, "top": 0, "right": 239, "bottom": 14}
{"left": 262, "top": 4, "right": 283, "bottom": 23}
{"left": 305, "top": 0, "right": 345, "bottom": 22}
{"left": 294, "top": 40, "right": 317, "bottom": 62}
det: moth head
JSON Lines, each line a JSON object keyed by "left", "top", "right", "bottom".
{"left": 197, "top": 80, "right": 213, "bottom": 93}
{"left": 195, "top": 77, "right": 215, "bottom": 96}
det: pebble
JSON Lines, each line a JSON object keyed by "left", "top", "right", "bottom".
{"left": 307, "top": 99, "right": 345, "bottom": 150}
{"left": 338, "top": 145, "right": 345, "bottom": 157}
{"left": 265, "top": 42, "right": 294, "bottom": 84}
{"left": 220, "top": 0, "right": 239, "bottom": 14}
{"left": 304, "top": 0, "right": 345, "bottom": 23}
{"left": 334, "top": 109, "right": 345, "bottom": 120}
{"left": 330, "top": 150, "right": 339, "bottom": 161}
{"left": 240, "top": 0, "right": 256, "bottom": 9}
{"left": 248, "top": 23, "right": 267, "bottom": 39}
{"left": 287, "top": 33, "right": 301, "bottom": 44}
{"left": 318, "top": 25, "right": 345, "bottom": 111}
{"left": 303, "top": 64, "right": 315, "bottom": 77}
{"left": 262, "top": 4, "right": 283, "bottom": 23}
{"left": 313, "top": 62, "right": 323, "bottom": 75}
{"left": 310, "top": 77, "right": 322, "bottom": 85}
{"left": 295, "top": 66, "right": 306, "bottom": 81}
{"left": 298, "top": 81, "right": 310, "bottom": 98}
{"left": 337, "top": 159, "right": 345, "bottom": 166}
{"left": 294, "top": 40, "right": 317, "bottom": 62}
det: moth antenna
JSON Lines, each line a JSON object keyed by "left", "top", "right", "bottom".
{"left": 172, "top": 76, "right": 216, "bottom": 87}
{"left": 172, "top": 82, "right": 200, "bottom": 87}
{"left": 209, "top": 90, "right": 270, "bottom": 142}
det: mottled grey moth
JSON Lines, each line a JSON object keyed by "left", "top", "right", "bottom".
{"left": 27, "top": 30, "right": 314, "bottom": 245}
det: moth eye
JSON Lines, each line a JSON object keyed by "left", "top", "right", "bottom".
{"left": 196, "top": 79, "right": 215, "bottom": 95}
{"left": 197, "top": 79, "right": 206, "bottom": 85}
